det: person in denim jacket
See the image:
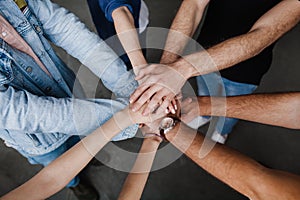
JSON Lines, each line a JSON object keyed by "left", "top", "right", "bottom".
{"left": 0, "top": 0, "right": 138, "bottom": 198}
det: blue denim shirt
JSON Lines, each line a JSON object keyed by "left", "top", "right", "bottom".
{"left": 0, "top": 0, "right": 138, "bottom": 156}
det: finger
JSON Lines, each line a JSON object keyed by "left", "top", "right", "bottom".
{"left": 130, "top": 84, "right": 151, "bottom": 105}
{"left": 154, "top": 94, "right": 175, "bottom": 117}
{"left": 175, "top": 93, "right": 183, "bottom": 101}
{"left": 167, "top": 104, "right": 175, "bottom": 114}
{"left": 169, "top": 99, "right": 177, "bottom": 114}
{"left": 131, "top": 85, "right": 160, "bottom": 112}
{"left": 174, "top": 99, "right": 181, "bottom": 116}
{"left": 142, "top": 91, "right": 166, "bottom": 116}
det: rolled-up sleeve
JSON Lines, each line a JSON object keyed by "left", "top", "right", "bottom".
{"left": 99, "top": 0, "right": 134, "bottom": 22}
{"left": 0, "top": 86, "right": 137, "bottom": 138}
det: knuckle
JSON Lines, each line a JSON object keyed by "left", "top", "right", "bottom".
{"left": 152, "top": 95, "right": 162, "bottom": 102}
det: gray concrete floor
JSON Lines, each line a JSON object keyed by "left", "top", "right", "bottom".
{"left": 0, "top": 1, "right": 300, "bottom": 200}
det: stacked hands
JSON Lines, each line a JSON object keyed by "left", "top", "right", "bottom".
{"left": 130, "top": 63, "right": 188, "bottom": 116}
{"left": 127, "top": 64, "right": 201, "bottom": 139}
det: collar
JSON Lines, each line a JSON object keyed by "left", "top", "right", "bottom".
{"left": 0, "top": 14, "right": 51, "bottom": 76}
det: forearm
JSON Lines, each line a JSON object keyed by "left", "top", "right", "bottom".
{"left": 0, "top": 86, "right": 129, "bottom": 135}
{"left": 199, "top": 93, "right": 300, "bottom": 129}
{"left": 112, "top": 6, "right": 147, "bottom": 68}
{"left": 161, "top": 0, "right": 209, "bottom": 64}
{"left": 118, "top": 137, "right": 161, "bottom": 200}
{"left": 0, "top": 109, "right": 132, "bottom": 200}
{"left": 166, "top": 123, "right": 300, "bottom": 199}
{"left": 172, "top": 0, "right": 300, "bottom": 78}
{"left": 28, "top": 0, "right": 104, "bottom": 62}
{"left": 28, "top": 0, "right": 134, "bottom": 95}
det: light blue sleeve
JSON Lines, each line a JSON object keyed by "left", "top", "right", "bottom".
{"left": 27, "top": 0, "right": 137, "bottom": 98}
{"left": 0, "top": 86, "right": 137, "bottom": 140}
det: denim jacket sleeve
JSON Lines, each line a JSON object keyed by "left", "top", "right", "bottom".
{"left": 0, "top": 85, "right": 130, "bottom": 136}
{"left": 26, "top": 0, "right": 136, "bottom": 97}
{"left": 99, "top": 0, "right": 134, "bottom": 22}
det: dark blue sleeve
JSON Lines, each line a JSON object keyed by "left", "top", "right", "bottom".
{"left": 98, "top": 0, "right": 134, "bottom": 22}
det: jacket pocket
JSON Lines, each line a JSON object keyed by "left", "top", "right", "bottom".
{"left": 0, "top": 49, "right": 14, "bottom": 85}
{"left": 25, "top": 133, "right": 42, "bottom": 147}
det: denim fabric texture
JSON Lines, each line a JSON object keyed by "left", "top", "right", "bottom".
{"left": 0, "top": 0, "right": 138, "bottom": 184}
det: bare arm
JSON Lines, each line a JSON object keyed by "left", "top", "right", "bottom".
{"left": 118, "top": 136, "right": 161, "bottom": 200}
{"left": 0, "top": 106, "right": 163, "bottom": 200}
{"left": 112, "top": 6, "right": 147, "bottom": 69}
{"left": 166, "top": 123, "right": 300, "bottom": 200}
{"left": 173, "top": 0, "right": 300, "bottom": 77}
{"left": 182, "top": 92, "right": 300, "bottom": 129}
{"left": 160, "top": 0, "right": 209, "bottom": 64}
{"left": 0, "top": 116, "right": 125, "bottom": 200}
{"left": 130, "top": 0, "right": 300, "bottom": 114}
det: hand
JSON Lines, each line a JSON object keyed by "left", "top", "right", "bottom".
{"left": 130, "top": 64, "right": 187, "bottom": 115}
{"left": 132, "top": 63, "right": 148, "bottom": 80}
{"left": 181, "top": 97, "right": 200, "bottom": 124}
{"left": 120, "top": 104, "right": 167, "bottom": 125}
{"left": 140, "top": 124, "right": 163, "bottom": 143}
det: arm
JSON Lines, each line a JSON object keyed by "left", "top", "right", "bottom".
{"left": 0, "top": 115, "right": 124, "bottom": 200}
{"left": 130, "top": 0, "right": 209, "bottom": 113}
{"left": 118, "top": 136, "right": 161, "bottom": 200}
{"left": 181, "top": 92, "right": 300, "bottom": 129}
{"left": 112, "top": 6, "right": 147, "bottom": 69}
{"left": 166, "top": 123, "right": 300, "bottom": 200}
{"left": 27, "top": 0, "right": 134, "bottom": 96}
{"left": 160, "top": 0, "right": 209, "bottom": 64}
{"left": 173, "top": 0, "right": 300, "bottom": 77}
{"left": 0, "top": 86, "right": 128, "bottom": 136}
{"left": 0, "top": 106, "right": 162, "bottom": 200}
{"left": 130, "top": 0, "right": 300, "bottom": 112}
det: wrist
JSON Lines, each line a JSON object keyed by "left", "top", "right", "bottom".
{"left": 170, "top": 58, "right": 196, "bottom": 80}
{"left": 128, "top": 52, "right": 147, "bottom": 68}
{"left": 198, "top": 96, "right": 212, "bottom": 116}
{"left": 114, "top": 109, "right": 135, "bottom": 130}
{"left": 158, "top": 115, "right": 181, "bottom": 142}
{"left": 144, "top": 133, "right": 163, "bottom": 143}
{"left": 160, "top": 53, "right": 180, "bottom": 65}
{"left": 163, "top": 121, "right": 180, "bottom": 141}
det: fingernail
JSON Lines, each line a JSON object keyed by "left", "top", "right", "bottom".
{"left": 171, "top": 108, "right": 176, "bottom": 114}
{"left": 165, "top": 109, "right": 169, "bottom": 114}
{"left": 174, "top": 104, "right": 177, "bottom": 110}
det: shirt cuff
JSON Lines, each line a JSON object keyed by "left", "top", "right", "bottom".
{"left": 104, "top": 1, "right": 134, "bottom": 22}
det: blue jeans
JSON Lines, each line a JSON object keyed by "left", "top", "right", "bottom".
{"left": 197, "top": 73, "right": 257, "bottom": 135}
{"left": 23, "top": 136, "right": 81, "bottom": 187}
